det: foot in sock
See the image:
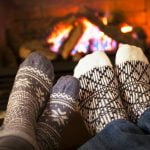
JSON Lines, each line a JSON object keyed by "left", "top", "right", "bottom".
{"left": 73, "top": 51, "right": 127, "bottom": 135}
{"left": 36, "top": 75, "right": 80, "bottom": 150}
{"left": 0, "top": 52, "right": 54, "bottom": 149}
{"left": 115, "top": 44, "right": 150, "bottom": 122}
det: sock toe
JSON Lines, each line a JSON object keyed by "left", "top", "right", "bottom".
{"left": 37, "top": 76, "right": 80, "bottom": 149}
{"left": 74, "top": 51, "right": 112, "bottom": 78}
{"left": 52, "top": 75, "right": 80, "bottom": 100}
{"left": 115, "top": 44, "right": 150, "bottom": 122}
{"left": 20, "top": 52, "right": 55, "bottom": 80}
{"left": 116, "top": 44, "right": 149, "bottom": 65}
{"left": 1, "top": 52, "right": 55, "bottom": 150}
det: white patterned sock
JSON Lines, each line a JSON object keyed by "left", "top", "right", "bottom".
{"left": 74, "top": 51, "right": 127, "bottom": 135}
{"left": 115, "top": 44, "right": 150, "bottom": 122}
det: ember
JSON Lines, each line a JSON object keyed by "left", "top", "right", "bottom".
{"left": 101, "top": 17, "right": 108, "bottom": 25}
{"left": 121, "top": 23, "right": 133, "bottom": 33}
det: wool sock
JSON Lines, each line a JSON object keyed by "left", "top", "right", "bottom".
{"left": 73, "top": 51, "right": 127, "bottom": 135}
{"left": 0, "top": 52, "right": 54, "bottom": 149}
{"left": 36, "top": 75, "right": 80, "bottom": 150}
{"left": 115, "top": 44, "right": 150, "bottom": 122}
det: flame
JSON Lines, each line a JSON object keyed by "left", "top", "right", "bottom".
{"left": 71, "top": 18, "right": 117, "bottom": 55}
{"left": 47, "top": 17, "right": 117, "bottom": 56}
{"left": 82, "top": 18, "right": 94, "bottom": 28}
{"left": 101, "top": 17, "right": 108, "bottom": 25}
{"left": 72, "top": 18, "right": 102, "bottom": 54}
{"left": 121, "top": 24, "right": 133, "bottom": 33}
{"left": 47, "top": 23, "right": 73, "bottom": 52}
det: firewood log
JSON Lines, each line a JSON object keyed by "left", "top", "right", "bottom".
{"left": 61, "top": 23, "right": 84, "bottom": 59}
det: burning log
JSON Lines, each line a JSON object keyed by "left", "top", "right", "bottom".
{"left": 86, "top": 13, "right": 145, "bottom": 49}
{"left": 61, "top": 23, "right": 84, "bottom": 59}
{"left": 19, "top": 40, "right": 56, "bottom": 60}
{"left": 47, "top": 14, "right": 141, "bottom": 59}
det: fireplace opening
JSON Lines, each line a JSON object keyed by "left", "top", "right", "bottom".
{"left": 18, "top": 10, "right": 148, "bottom": 64}
{"left": 47, "top": 16, "right": 118, "bottom": 60}
{"left": 0, "top": 1, "right": 150, "bottom": 68}
{"left": 45, "top": 13, "right": 146, "bottom": 61}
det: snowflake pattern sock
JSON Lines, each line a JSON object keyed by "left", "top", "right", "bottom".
{"left": 0, "top": 52, "right": 54, "bottom": 149}
{"left": 115, "top": 44, "right": 150, "bottom": 122}
{"left": 73, "top": 51, "right": 127, "bottom": 135}
{"left": 36, "top": 75, "right": 80, "bottom": 150}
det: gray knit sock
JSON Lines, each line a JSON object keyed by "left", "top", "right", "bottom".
{"left": 115, "top": 44, "right": 150, "bottom": 122}
{"left": 0, "top": 52, "right": 54, "bottom": 149}
{"left": 36, "top": 75, "right": 80, "bottom": 150}
{"left": 74, "top": 51, "right": 127, "bottom": 135}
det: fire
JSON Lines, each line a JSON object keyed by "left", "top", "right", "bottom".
{"left": 121, "top": 23, "right": 133, "bottom": 33}
{"left": 71, "top": 18, "right": 117, "bottom": 55}
{"left": 81, "top": 18, "right": 95, "bottom": 28}
{"left": 101, "top": 17, "right": 108, "bottom": 25}
{"left": 47, "top": 17, "right": 117, "bottom": 57}
{"left": 47, "top": 23, "right": 73, "bottom": 52}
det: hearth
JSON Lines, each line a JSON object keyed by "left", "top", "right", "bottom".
{"left": 4, "top": 12, "right": 148, "bottom": 65}
{"left": 45, "top": 12, "right": 147, "bottom": 61}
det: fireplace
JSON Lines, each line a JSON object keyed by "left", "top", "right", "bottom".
{"left": 0, "top": 0, "right": 150, "bottom": 149}
{"left": 1, "top": 0, "right": 150, "bottom": 65}
{"left": 44, "top": 13, "right": 147, "bottom": 61}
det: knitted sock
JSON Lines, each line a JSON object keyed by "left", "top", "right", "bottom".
{"left": 73, "top": 51, "right": 127, "bottom": 135}
{"left": 36, "top": 75, "right": 79, "bottom": 150}
{"left": 0, "top": 52, "right": 54, "bottom": 149}
{"left": 115, "top": 44, "right": 150, "bottom": 122}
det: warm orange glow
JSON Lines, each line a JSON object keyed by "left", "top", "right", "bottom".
{"left": 121, "top": 24, "right": 133, "bottom": 33}
{"left": 47, "top": 23, "right": 73, "bottom": 43}
{"left": 47, "top": 17, "right": 117, "bottom": 55}
{"left": 82, "top": 18, "right": 105, "bottom": 37}
{"left": 101, "top": 17, "right": 108, "bottom": 25}
{"left": 47, "top": 23, "right": 73, "bottom": 52}
{"left": 71, "top": 17, "right": 117, "bottom": 54}
{"left": 81, "top": 18, "right": 94, "bottom": 28}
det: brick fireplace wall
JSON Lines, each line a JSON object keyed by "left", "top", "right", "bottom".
{"left": 0, "top": 0, "right": 150, "bottom": 47}
{"left": 0, "top": 1, "right": 16, "bottom": 46}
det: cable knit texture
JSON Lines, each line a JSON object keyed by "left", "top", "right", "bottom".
{"left": 0, "top": 52, "right": 54, "bottom": 149}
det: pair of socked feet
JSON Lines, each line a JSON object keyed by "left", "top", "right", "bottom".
{"left": 0, "top": 44, "right": 150, "bottom": 150}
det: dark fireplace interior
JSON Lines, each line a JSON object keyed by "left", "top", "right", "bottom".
{"left": 0, "top": 0, "right": 150, "bottom": 149}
